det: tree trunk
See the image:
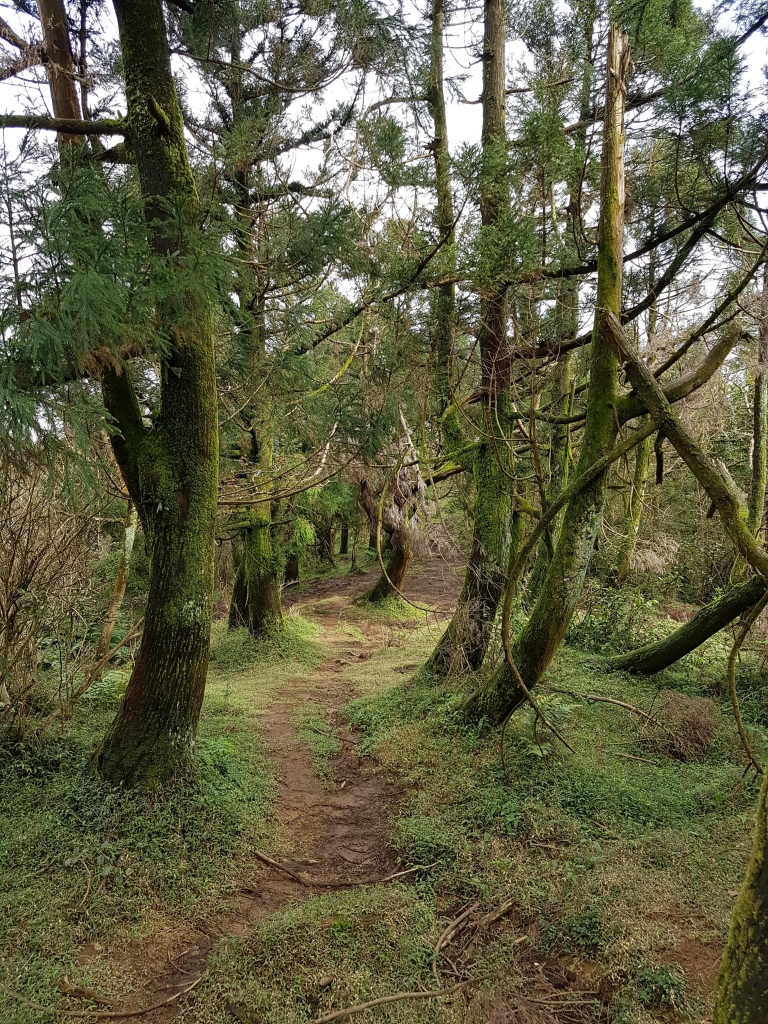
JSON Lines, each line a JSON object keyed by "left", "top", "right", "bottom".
{"left": 425, "top": 447, "right": 518, "bottom": 675}
{"left": 95, "top": 0, "right": 218, "bottom": 787}
{"left": 339, "top": 524, "right": 349, "bottom": 555}
{"left": 747, "top": 263, "right": 768, "bottom": 538}
{"left": 318, "top": 522, "right": 336, "bottom": 564}
{"left": 526, "top": 352, "right": 573, "bottom": 603}
{"left": 95, "top": 501, "right": 138, "bottom": 663}
{"left": 609, "top": 575, "right": 766, "bottom": 674}
{"left": 424, "top": 0, "right": 515, "bottom": 680}
{"left": 365, "top": 540, "right": 412, "bottom": 603}
{"left": 427, "top": 0, "right": 459, "bottom": 442}
{"left": 466, "top": 26, "right": 630, "bottom": 724}
{"left": 229, "top": 510, "right": 283, "bottom": 637}
{"left": 613, "top": 424, "right": 653, "bottom": 583}
{"left": 38, "top": 0, "right": 82, "bottom": 148}
{"left": 712, "top": 765, "right": 768, "bottom": 1023}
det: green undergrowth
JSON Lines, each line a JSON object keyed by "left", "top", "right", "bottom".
{"left": 295, "top": 701, "right": 341, "bottom": 782}
{"left": 0, "top": 638, "right": 302, "bottom": 1022}
{"left": 193, "top": 886, "right": 542, "bottom": 1023}
{"left": 345, "top": 595, "right": 427, "bottom": 624}
{"left": 337, "top": 635, "right": 757, "bottom": 1022}
{"left": 209, "top": 610, "right": 324, "bottom": 672}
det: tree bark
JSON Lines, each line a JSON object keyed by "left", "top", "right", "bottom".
{"left": 747, "top": 263, "right": 768, "bottom": 537}
{"left": 609, "top": 575, "right": 766, "bottom": 674}
{"left": 424, "top": 0, "right": 515, "bottom": 679}
{"left": 613, "top": 424, "right": 653, "bottom": 583}
{"left": 317, "top": 521, "right": 336, "bottom": 565}
{"left": 712, "top": 765, "right": 768, "bottom": 1023}
{"left": 466, "top": 25, "right": 630, "bottom": 723}
{"left": 95, "top": 0, "right": 219, "bottom": 787}
{"left": 365, "top": 542, "right": 412, "bottom": 603}
{"left": 37, "top": 0, "right": 82, "bottom": 148}
{"left": 95, "top": 501, "right": 138, "bottom": 663}
{"left": 339, "top": 524, "right": 349, "bottom": 555}
{"left": 229, "top": 437, "right": 283, "bottom": 638}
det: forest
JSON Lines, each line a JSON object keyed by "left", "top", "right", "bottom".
{"left": 1, "top": 0, "right": 768, "bottom": 1021}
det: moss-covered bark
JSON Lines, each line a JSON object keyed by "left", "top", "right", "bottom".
{"left": 425, "top": 427, "right": 517, "bottom": 675}
{"left": 95, "top": 0, "right": 218, "bottom": 787}
{"left": 526, "top": 352, "right": 573, "bottom": 603}
{"left": 95, "top": 501, "right": 138, "bottom": 664}
{"left": 466, "top": 26, "right": 629, "bottom": 724}
{"left": 748, "top": 263, "right": 768, "bottom": 537}
{"left": 423, "top": 0, "right": 517, "bottom": 679}
{"left": 609, "top": 575, "right": 766, "bottom": 674}
{"left": 613, "top": 424, "right": 653, "bottom": 583}
{"left": 713, "top": 765, "right": 768, "bottom": 1023}
{"left": 365, "top": 542, "right": 413, "bottom": 603}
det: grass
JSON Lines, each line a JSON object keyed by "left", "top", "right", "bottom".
{"left": 295, "top": 701, "right": 341, "bottom": 783}
{"left": 2, "top": 585, "right": 762, "bottom": 1023}
{"left": 0, "top": 620, "right": 315, "bottom": 1023}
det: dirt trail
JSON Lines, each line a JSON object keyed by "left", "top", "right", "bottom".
{"left": 113, "top": 563, "right": 458, "bottom": 1021}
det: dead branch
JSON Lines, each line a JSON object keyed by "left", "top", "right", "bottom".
{"left": 547, "top": 687, "right": 685, "bottom": 743}
{"left": 307, "top": 978, "right": 482, "bottom": 1024}
{"left": 1, "top": 976, "right": 202, "bottom": 1018}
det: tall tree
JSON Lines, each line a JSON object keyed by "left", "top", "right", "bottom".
{"left": 424, "top": 0, "right": 517, "bottom": 679}
{"left": 468, "top": 24, "right": 630, "bottom": 723}
{"left": 95, "top": 0, "right": 219, "bottom": 785}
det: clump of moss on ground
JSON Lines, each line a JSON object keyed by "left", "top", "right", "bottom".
{"left": 209, "top": 610, "right": 324, "bottom": 671}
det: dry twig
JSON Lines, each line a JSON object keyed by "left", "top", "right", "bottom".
{"left": 1, "top": 976, "right": 202, "bottom": 1018}
{"left": 307, "top": 978, "right": 482, "bottom": 1023}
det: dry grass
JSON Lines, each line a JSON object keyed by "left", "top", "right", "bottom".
{"left": 640, "top": 690, "right": 718, "bottom": 762}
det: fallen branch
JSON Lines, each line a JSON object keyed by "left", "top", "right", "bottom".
{"left": 432, "top": 901, "right": 480, "bottom": 979}
{"left": 547, "top": 687, "right": 683, "bottom": 743}
{"left": 307, "top": 978, "right": 481, "bottom": 1024}
{"left": 253, "top": 849, "right": 311, "bottom": 886}
{"left": 58, "top": 978, "right": 113, "bottom": 1007}
{"left": 251, "top": 850, "right": 437, "bottom": 889}
{"left": 1, "top": 976, "right": 202, "bottom": 1018}
{"left": 610, "top": 751, "right": 661, "bottom": 767}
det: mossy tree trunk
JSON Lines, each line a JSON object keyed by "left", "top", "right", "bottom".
{"left": 712, "top": 762, "right": 768, "bottom": 1022}
{"left": 467, "top": 26, "right": 630, "bottom": 723}
{"left": 95, "top": 501, "right": 139, "bottom": 664}
{"left": 613, "top": 425, "right": 653, "bottom": 583}
{"left": 526, "top": 349, "right": 573, "bottom": 603}
{"left": 360, "top": 473, "right": 419, "bottom": 603}
{"left": 229, "top": 437, "right": 283, "bottom": 637}
{"left": 365, "top": 542, "right": 412, "bottom": 603}
{"left": 526, "top": 8, "right": 594, "bottom": 605}
{"left": 339, "top": 525, "right": 349, "bottom": 555}
{"left": 747, "top": 263, "right": 768, "bottom": 538}
{"left": 226, "top": 178, "right": 283, "bottom": 638}
{"left": 427, "top": 0, "right": 459, "bottom": 439}
{"left": 424, "top": 0, "right": 516, "bottom": 679}
{"left": 95, "top": 0, "right": 219, "bottom": 787}
{"left": 609, "top": 574, "right": 766, "bottom": 674}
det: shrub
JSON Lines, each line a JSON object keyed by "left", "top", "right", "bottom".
{"left": 640, "top": 690, "right": 718, "bottom": 762}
